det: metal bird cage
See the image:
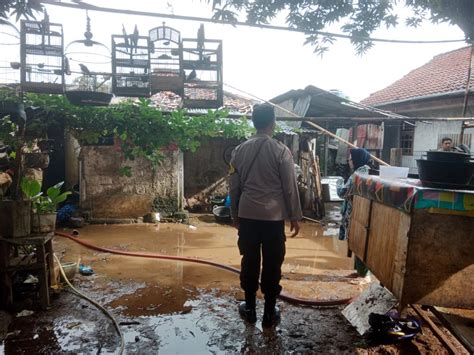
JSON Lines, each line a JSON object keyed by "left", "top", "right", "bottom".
{"left": 64, "top": 13, "right": 112, "bottom": 106}
{"left": 112, "top": 26, "right": 151, "bottom": 97}
{"left": 149, "top": 23, "right": 184, "bottom": 95}
{"left": 0, "top": 19, "right": 21, "bottom": 87}
{"left": 20, "top": 14, "right": 64, "bottom": 94}
{"left": 182, "top": 25, "right": 223, "bottom": 109}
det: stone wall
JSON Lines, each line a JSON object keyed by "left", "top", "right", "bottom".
{"left": 79, "top": 146, "right": 182, "bottom": 219}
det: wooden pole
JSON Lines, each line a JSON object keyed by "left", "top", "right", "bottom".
{"left": 460, "top": 43, "right": 473, "bottom": 144}
{"left": 308, "top": 146, "right": 325, "bottom": 218}
{"left": 390, "top": 148, "right": 403, "bottom": 166}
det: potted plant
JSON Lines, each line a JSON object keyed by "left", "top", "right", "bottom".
{"left": 32, "top": 181, "right": 71, "bottom": 233}
{"left": 0, "top": 177, "right": 34, "bottom": 238}
{"left": 21, "top": 179, "right": 71, "bottom": 233}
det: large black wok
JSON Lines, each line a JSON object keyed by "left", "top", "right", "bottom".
{"left": 416, "top": 159, "right": 474, "bottom": 189}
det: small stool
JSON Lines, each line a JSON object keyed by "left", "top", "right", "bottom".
{"left": 0, "top": 233, "right": 54, "bottom": 310}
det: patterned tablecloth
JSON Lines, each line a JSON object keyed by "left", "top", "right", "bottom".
{"left": 353, "top": 174, "right": 474, "bottom": 214}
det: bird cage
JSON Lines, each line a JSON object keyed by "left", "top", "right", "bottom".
{"left": 182, "top": 25, "right": 223, "bottom": 109}
{"left": 149, "top": 23, "right": 183, "bottom": 95}
{"left": 112, "top": 26, "right": 151, "bottom": 97}
{"left": 0, "top": 19, "right": 21, "bottom": 87}
{"left": 20, "top": 13, "right": 64, "bottom": 94}
{"left": 64, "top": 13, "right": 112, "bottom": 106}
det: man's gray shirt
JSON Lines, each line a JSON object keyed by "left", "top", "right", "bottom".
{"left": 229, "top": 134, "right": 302, "bottom": 221}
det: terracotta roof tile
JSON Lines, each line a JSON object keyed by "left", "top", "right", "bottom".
{"left": 361, "top": 46, "right": 474, "bottom": 106}
{"left": 149, "top": 90, "right": 256, "bottom": 114}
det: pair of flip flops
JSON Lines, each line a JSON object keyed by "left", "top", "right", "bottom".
{"left": 369, "top": 313, "right": 421, "bottom": 341}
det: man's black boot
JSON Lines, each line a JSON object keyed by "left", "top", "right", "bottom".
{"left": 238, "top": 293, "right": 256, "bottom": 323}
{"left": 262, "top": 298, "right": 280, "bottom": 328}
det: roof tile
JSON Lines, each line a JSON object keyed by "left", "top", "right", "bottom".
{"left": 361, "top": 46, "right": 473, "bottom": 106}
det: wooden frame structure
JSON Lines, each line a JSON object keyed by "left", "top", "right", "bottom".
{"left": 20, "top": 19, "right": 64, "bottom": 94}
{"left": 112, "top": 33, "right": 151, "bottom": 97}
{"left": 149, "top": 24, "right": 184, "bottom": 95}
{"left": 349, "top": 195, "right": 474, "bottom": 313}
{"left": 182, "top": 36, "right": 223, "bottom": 109}
{"left": 0, "top": 234, "right": 54, "bottom": 310}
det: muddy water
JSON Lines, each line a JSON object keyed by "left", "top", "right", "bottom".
{"left": 55, "top": 218, "right": 355, "bottom": 300}
{"left": 1, "top": 217, "right": 368, "bottom": 354}
{"left": 1, "top": 216, "right": 452, "bottom": 354}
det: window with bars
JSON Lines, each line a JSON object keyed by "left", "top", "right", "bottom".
{"left": 400, "top": 124, "right": 415, "bottom": 156}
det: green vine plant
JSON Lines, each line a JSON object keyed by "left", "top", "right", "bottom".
{"left": 21, "top": 93, "right": 253, "bottom": 175}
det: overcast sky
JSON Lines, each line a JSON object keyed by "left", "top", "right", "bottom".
{"left": 9, "top": 0, "right": 468, "bottom": 102}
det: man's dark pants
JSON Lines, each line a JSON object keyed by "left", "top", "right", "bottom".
{"left": 237, "top": 218, "right": 286, "bottom": 309}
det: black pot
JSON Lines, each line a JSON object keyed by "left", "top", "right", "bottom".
{"left": 65, "top": 90, "right": 113, "bottom": 106}
{"left": 426, "top": 150, "right": 471, "bottom": 163}
{"left": 212, "top": 206, "right": 231, "bottom": 224}
{"left": 416, "top": 159, "right": 474, "bottom": 189}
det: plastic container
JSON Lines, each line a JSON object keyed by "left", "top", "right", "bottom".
{"left": 379, "top": 166, "right": 409, "bottom": 179}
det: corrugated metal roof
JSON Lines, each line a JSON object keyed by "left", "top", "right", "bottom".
{"left": 271, "top": 85, "right": 405, "bottom": 119}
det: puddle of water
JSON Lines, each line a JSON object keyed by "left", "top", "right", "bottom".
{"left": 109, "top": 284, "right": 197, "bottom": 316}
{"left": 323, "top": 227, "right": 339, "bottom": 237}
{"left": 2, "top": 218, "right": 359, "bottom": 353}
{"left": 127, "top": 299, "right": 223, "bottom": 354}
{"left": 54, "top": 219, "right": 354, "bottom": 302}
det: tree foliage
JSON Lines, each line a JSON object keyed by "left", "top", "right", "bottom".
{"left": 1, "top": 91, "right": 253, "bottom": 174}
{"left": 0, "top": 0, "right": 43, "bottom": 21}
{"left": 1, "top": 1, "right": 471, "bottom": 54}
{"left": 209, "top": 0, "right": 473, "bottom": 54}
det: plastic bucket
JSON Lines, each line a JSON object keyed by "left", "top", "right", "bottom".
{"left": 379, "top": 166, "right": 409, "bottom": 179}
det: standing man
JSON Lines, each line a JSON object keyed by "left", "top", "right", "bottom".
{"left": 439, "top": 137, "right": 454, "bottom": 151}
{"left": 229, "top": 103, "right": 302, "bottom": 328}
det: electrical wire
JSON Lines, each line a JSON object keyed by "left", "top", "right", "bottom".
{"left": 39, "top": 0, "right": 466, "bottom": 45}
{"left": 53, "top": 254, "right": 125, "bottom": 355}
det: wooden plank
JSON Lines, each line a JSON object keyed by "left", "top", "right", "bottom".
{"left": 402, "top": 210, "right": 474, "bottom": 309}
{"left": 432, "top": 307, "right": 474, "bottom": 354}
{"left": 348, "top": 195, "right": 371, "bottom": 257}
{"left": 364, "top": 201, "right": 411, "bottom": 297}
{"left": 36, "top": 244, "right": 50, "bottom": 309}
{"left": 411, "top": 305, "right": 465, "bottom": 355}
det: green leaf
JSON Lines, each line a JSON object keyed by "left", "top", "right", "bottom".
{"left": 47, "top": 185, "right": 61, "bottom": 200}
{"left": 20, "top": 178, "right": 41, "bottom": 199}
{"left": 51, "top": 191, "right": 71, "bottom": 205}
{"left": 119, "top": 166, "right": 132, "bottom": 177}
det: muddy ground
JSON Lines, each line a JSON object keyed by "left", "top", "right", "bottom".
{"left": 0, "top": 214, "right": 453, "bottom": 354}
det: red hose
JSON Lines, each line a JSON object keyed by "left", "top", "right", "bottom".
{"left": 55, "top": 231, "right": 353, "bottom": 307}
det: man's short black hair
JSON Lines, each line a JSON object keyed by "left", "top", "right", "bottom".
{"left": 252, "top": 103, "right": 275, "bottom": 129}
{"left": 441, "top": 137, "right": 452, "bottom": 144}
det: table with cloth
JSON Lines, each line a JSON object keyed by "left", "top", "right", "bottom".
{"left": 348, "top": 174, "right": 474, "bottom": 312}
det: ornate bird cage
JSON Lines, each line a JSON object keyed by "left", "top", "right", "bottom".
{"left": 0, "top": 19, "right": 21, "bottom": 87}
{"left": 64, "top": 13, "right": 113, "bottom": 106}
{"left": 112, "top": 26, "right": 151, "bottom": 97}
{"left": 182, "top": 25, "right": 223, "bottom": 109}
{"left": 20, "top": 13, "right": 64, "bottom": 94}
{"left": 149, "top": 23, "right": 184, "bottom": 95}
